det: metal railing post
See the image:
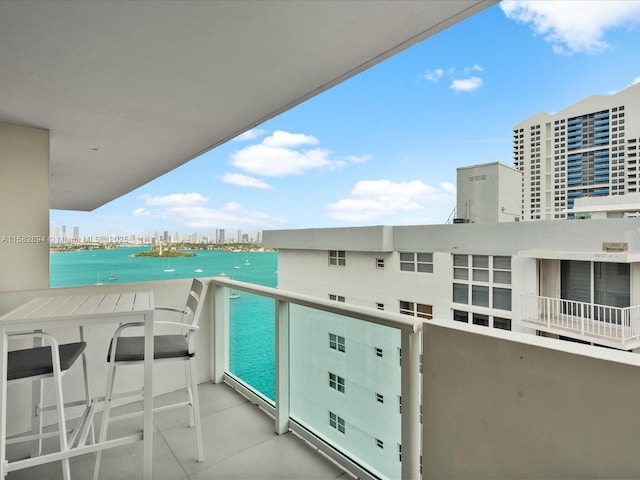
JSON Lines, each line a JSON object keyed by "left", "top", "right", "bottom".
{"left": 275, "top": 299, "right": 290, "bottom": 435}
{"left": 212, "top": 284, "right": 229, "bottom": 384}
{"left": 401, "top": 324, "right": 421, "bottom": 480}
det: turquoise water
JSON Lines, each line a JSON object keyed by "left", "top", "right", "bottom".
{"left": 51, "top": 247, "right": 278, "bottom": 399}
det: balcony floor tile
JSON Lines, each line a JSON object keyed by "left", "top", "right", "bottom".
{"left": 6, "top": 382, "right": 350, "bottom": 480}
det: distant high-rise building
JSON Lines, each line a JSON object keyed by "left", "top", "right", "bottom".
{"left": 513, "top": 82, "right": 640, "bottom": 221}
{"left": 51, "top": 225, "right": 60, "bottom": 242}
{"left": 73, "top": 225, "right": 79, "bottom": 240}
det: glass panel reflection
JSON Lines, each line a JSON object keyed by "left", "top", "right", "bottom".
{"left": 228, "top": 291, "right": 276, "bottom": 401}
{"left": 289, "top": 304, "right": 401, "bottom": 479}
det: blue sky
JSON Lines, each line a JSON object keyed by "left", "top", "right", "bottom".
{"left": 51, "top": 1, "right": 640, "bottom": 239}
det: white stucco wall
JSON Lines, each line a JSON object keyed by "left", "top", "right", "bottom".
{"left": 0, "top": 123, "right": 50, "bottom": 291}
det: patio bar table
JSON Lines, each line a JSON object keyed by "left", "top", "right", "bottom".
{"left": 0, "top": 291, "right": 155, "bottom": 479}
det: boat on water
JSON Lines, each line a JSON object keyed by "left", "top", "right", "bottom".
{"left": 244, "top": 257, "right": 250, "bottom": 266}
{"left": 193, "top": 268, "right": 203, "bottom": 273}
{"left": 230, "top": 292, "right": 240, "bottom": 299}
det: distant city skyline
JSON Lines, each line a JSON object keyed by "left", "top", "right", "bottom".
{"left": 50, "top": 1, "right": 640, "bottom": 237}
{"left": 49, "top": 223, "right": 263, "bottom": 244}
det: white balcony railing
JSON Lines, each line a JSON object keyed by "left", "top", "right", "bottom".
{"left": 521, "top": 293, "right": 640, "bottom": 349}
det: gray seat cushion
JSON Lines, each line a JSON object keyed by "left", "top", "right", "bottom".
{"left": 109, "top": 335, "right": 192, "bottom": 362}
{"left": 8, "top": 342, "right": 87, "bottom": 381}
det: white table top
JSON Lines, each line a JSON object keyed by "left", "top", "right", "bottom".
{"left": 0, "top": 292, "right": 154, "bottom": 330}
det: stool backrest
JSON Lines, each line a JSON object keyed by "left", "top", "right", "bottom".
{"left": 184, "top": 279, "right": 207, "bottom": 328}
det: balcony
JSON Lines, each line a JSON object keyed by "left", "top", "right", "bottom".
{"left": 521, "top": 293, "right": 640, "bottom": 349}
{"left": 4, "top": 279, "right": 640, "bottom": 479}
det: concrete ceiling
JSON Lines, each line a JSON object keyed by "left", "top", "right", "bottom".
{"left": 0, "top": 0, "right": 494, "bottom": 211}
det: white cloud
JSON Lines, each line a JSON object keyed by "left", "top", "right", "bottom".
{"left": 501, "top": 0, "right": 640, "bottom": 55}
{"left": 221, "top": 173, "right": 272, "bottom": 189}
{"left": 133, "top": 208, "right": 151, "bottom": 217}
{"left": 138, "top": 193, "right": 208, "bottom": 207}
{"left": 326, "top": 179, "right": 454, "bottom": 223}
{"left": 632, "top": 77, "right": 640, "bottom": 86}
{"left": 424, "top": 65, "right": 485, "bottom": 92}
{"left": 230, "top": 130, "right": 370, "bottom": 176}
{"left": 231, "top": 144, "right": 333, "bottom": 176}
{"left": 344, "top": 154, "right": 373, "bottom": 164}
{"left": 133, "top": 193, "right": 283, "bottom": 229}
{"left": 464, "top": 64, "right": 484, "bottom": 74}
{"left": 232, "top": 128, "right": 267, "bottom": 142}
{"left": 262, "top": 130, "right": 318, "bottom": 148}
{"left": 440, "top": 182, "right": 456, "bottom": 194}
{"left": 424, "top": 68, "right": 444, "bottom": 82}
{"left": 450, "top": 76, "right": 483, "bottom": 92}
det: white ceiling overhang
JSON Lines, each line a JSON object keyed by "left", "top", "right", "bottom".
{"left": 0, "top": 0, "right": 494, "bottom": 211}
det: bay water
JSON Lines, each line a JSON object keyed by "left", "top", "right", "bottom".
{"left": 51, "top": 247, "right": 278, "bottom": 399}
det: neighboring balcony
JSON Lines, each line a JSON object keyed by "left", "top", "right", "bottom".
{"left": 521, "top": 293, "right": 640, "bottom": 350}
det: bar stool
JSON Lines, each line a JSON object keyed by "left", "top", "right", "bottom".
{"left": 94, "top": 279, "right": 207, "bottom": 479}
{"left": 4, "top": 331, "right": 88, "bottom": 480}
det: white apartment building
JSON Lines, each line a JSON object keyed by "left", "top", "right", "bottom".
{"left": 263, "top": 216, "right": 640, "bottom": 478}
{"left": 514, "top": 82, "right": 640, "bottom": 221}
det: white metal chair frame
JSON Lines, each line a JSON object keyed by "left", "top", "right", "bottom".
{"left": 94, "top": 279, "right": 206, "bottom": 479}
{"left": 5, "top": 331, "right": 91, "bottom": 480}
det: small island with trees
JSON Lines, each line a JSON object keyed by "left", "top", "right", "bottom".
{"left": 133, "top": 243, "right": 196, "bottom": 258}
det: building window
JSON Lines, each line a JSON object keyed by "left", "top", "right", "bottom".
{"left": 329, "top": 294, "right": 345, "bottom": 302}
{"left": 375, "top": 347, "right": 383, "bottom": 358}
{"left": 493, "top": 287, "right": 512, "bottom": 310}
{"left": 400, "top": 252, "right": 433, "bottom": 273}
{"left": 399, "top": 301, "right": 433, "bottom": 319}
{"left": 329, "top": 412, "right": 345, "bottom": 434}
{"left": 329, "top": 372, "right": 345, "bottom": 393}
{"left": 494, "top": 317, "right": 512, "bottom": 331}
{"left": 329, "top": 333, "right": 345, "bottom": 353}
{"left": 328, "top": 250, "right": 346, "bottom": 267}
{"left": 376, "top": 302, "right": 384, "bottom": 310}
{"left": 376, "top": 438, "right": 384, "bottom": 449}
{"left": 454, "top": 310, "right": 511, "bottom": 331}
{"left": 453, "top": 255, "right": 512, "bottom": 311}
{"left": 453, "top": 283, "right": 468, "bottom": 304}
{"left": 376, "top": 393, "right": 384, "bottom": 403}
{"left": 376, "top": 258, "right": 384, "bottom": 269}
{"left": 453, "top": 310, "right": 469, "bottom": 323}
{"left": 473, "top": 313, "right": 489, "bottom": 326}
{"left": 561, "top": 260, "right": 630, "bottom": 309}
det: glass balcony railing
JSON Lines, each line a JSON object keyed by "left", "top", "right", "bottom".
{"left": 289, "top": 304, "right": 402, "bottom": 479}
{"left": 211, "top": 277, "right": 421, "bottom": 480}
{"left": 228, "top": 290, "right": 276, "bottom": 400}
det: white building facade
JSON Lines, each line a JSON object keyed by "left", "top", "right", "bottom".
{"left": 514, "top": 82, "right": 640, "bottom": 221}
{"left": 264, "top": 218, "right": 640, "bottom": 478}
